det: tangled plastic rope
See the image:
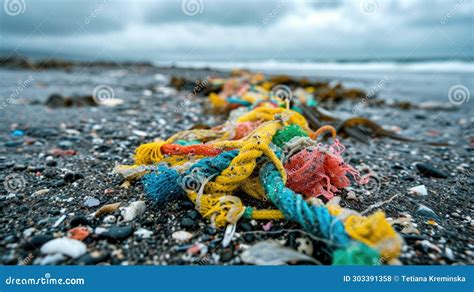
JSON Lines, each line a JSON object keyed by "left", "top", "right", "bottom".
{"left": 119, "top": 72, "right": 403, "bottom": 265}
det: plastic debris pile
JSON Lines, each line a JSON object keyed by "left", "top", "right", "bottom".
{"left": 117, "top": 71, "right": 403, "bottom": 265}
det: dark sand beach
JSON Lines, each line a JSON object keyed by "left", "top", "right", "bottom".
{"left": 0, "top": 60, "right": 472, "bottom": 266}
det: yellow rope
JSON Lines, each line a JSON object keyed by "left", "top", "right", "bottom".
{"left": 344, "top": 211, "right": 402, "bottom": 260}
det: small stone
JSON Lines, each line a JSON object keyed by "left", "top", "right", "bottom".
{"left": 240, "top": 223, "right": 253, "bottom": 232}
{"left": 220, "top": 249, "right": 233, "bottom": 262}
{"left": 120, "top": 201, "right": 146, "bottom": 222}
{"left": 38, "top": 253, "right": 66, "bottom": 265}
{"left": 5, "top": 141, "right": 22, "bottom": 147}
{"left": 204, "top": 226, "right": 217, "bottom": 236}
{"left": 77, "top": 251, "right": 109, "bottom": 265}
{"left": 23, "top": 235, "right": 54, "bottom": 251}
{"left": 58, "top": 140, "right": 73, "bottom": 149}
{"left": 408, "top": 185, "right": 428, "bottom": 196}
{"left": 70, "top": 216, "right": 90, "bottom": 228}
{"left": 46, "top": 160, "right": 57, "bottom": 167}
{"left": 103, "top": 215, "right": 116, "bottom": 224}
{"left": 346, "top": 190, "right": 357, "bottom": 200}
{"left": 416, "top": 163, "right": 448, "bottom": 178}
{"left": 418, "top": 240, "right": 441, "bottom": 253}
{"left": 179, "top": 201, "right": 195, "bottom": 210}
{"left": 41, "top": 237, "right": 87, "bottom": 258}
{"left": 415, "top": 204, "right": 440, "bottom": 220}
{"left": 64, "top": 172, "right": 83, "bottom": 183}
{"left": 180, "top": 217, "right": 195, "bottom": 229}
{"left": 100, "top": 226, "right": 133, "bottom": 242}
{"left": 13, "top": 164, "right": 27, "bottom": 171}
{"left": 243, "top": 234, "right": 255, "bottom": 242}
{"left": 444, "top": 246, "right": 455, "bottom": 261}
{"left": 172, "top": 230, "right": 193, "bottom": 242}
{"left": 187, "top": 210, "right": 200, "bottom": 220}
{"left": 295, "top": 237, "right": 313, "bottom": 255}
{"left": 134, "top": 228, "right": 153, "bottom": 239}
{"left": 84, "top": 196, "right": 100, "bottom": 208}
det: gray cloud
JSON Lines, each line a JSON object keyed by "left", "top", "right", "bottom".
{"left": 0, "top": 0, "right": 472, "bottom": 61}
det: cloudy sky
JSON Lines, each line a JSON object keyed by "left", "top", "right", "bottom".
{"left": 0, "top": 0, "right": 472, "bottom": 62}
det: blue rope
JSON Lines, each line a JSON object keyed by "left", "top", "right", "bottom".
{"left": 143, "top": 150, "right": 239, "bottom": 203}
{"left": 143, "top": 165, "right": 183, "bottom": 203}
{"left": 184, "top": 149, "right": 239, "bottom": 178}
{"left": 260, "top": 163, "right": 351, "bottom": 248}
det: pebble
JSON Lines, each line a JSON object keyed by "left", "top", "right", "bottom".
{"left": 41, "top": 237, "right": 87, "bottom": 258}
{"left": 416, "top": 163, "right": 448, "bottom": 178}
{"left": 415, "top": 204, "right": 440, "bottom": 220}
{"left": 58, "top": 140, "right": 73, "bottom": 149}
{"left": 23, "top": 235, "right": 54, "bottom": 251}
{"left": 134, "top": 228, "right": 153, "bottom": 239}
{"left": 220, "top": 249, "right": 233, "bottom": 262}
{"left": 186, "top": 210, "right": 200, "bottom": 220}
{"left": 346, "top": 190, "right": 357, "bottom": 200}
{"left": 444, "top": 246, "right": 455, "bottom": 261}
{"left": 5, "top": 141, "right": 22, "bottom": 147}
{"left": 180, "top": 217, "right": 195, "bottom": 229}
{"left": 23, "top": 227, "right": 36, "bottom": 237}
{"left": 204, "top": 226, "right": 217, "bottom": 236}
{"left": 64, "top": 172, "right": 83, "bottom": 183}
{"left": 179, "top": 201, "right": 195, "bottom": 210}
{"left": 70, "top": 216, "right": 90, "bottom": 228}
{"left": 77, "top": 251, "right": 109, "bottom": 265}
{"left": 84, "top": 196, "right": 100, "bottom": 208}
{"left": 13, "top": 164, "right": 27, "bottom": 171}
{"left": 100, "top": 226, "right": 133, "bottom": 242}
{"left": 418, "top": 240, "right": 441, "bottom": 253}
{"left": 37, "top": 253, "right": 66, "bottom": 265}
{"left": 172, "top": 231, "right": 193, "bottom": 242}
{"left": 120, "top": 201, "right": 146, "bottom": 222}
{"left": 103, "top": 215, "right": 116, "bottom": 224}
{"left": 408, "top": 185, "right": 428, "bottom": 196}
